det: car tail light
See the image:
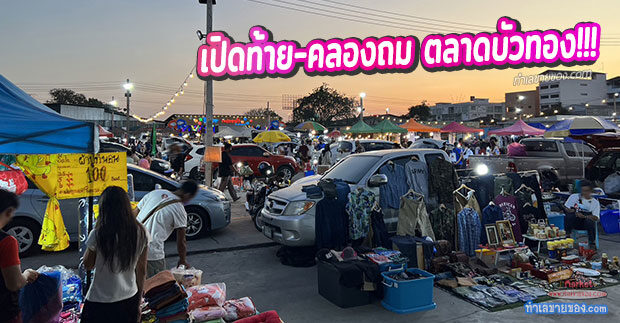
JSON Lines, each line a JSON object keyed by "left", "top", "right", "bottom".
{"left": 466, "top": 158, "right": 470, "bottom": 169}
{"left": 185, "top": 155, "right": 193, "bottom": 161}
{"left": 507, "top": 162, "right": 518, "bottom": 173}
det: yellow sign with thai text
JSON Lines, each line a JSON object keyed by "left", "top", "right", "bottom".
{"left": 55, "top": 152, "right": 127, "bottom": 199}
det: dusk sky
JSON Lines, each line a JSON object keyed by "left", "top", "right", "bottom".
{"left": 2, "top": 0, "right": 619, "bottom": 120}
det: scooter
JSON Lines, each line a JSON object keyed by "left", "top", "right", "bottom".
{"left": 245, "top": 176, "right": 288, "bottom": 232}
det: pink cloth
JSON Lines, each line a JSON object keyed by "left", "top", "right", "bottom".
{"left": 138, "top": 158, "right": 151, "bottom": 169}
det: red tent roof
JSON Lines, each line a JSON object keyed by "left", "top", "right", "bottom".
{"left": 488, "top": 120, "right": 545, "bottom": 136}
{"left": 98, "top": 125, "right": 113, "bottom": 137}
{"left": 441, "top": 122, "right": 482, "bottom": 133}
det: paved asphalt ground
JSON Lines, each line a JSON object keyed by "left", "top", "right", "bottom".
{"left": 21, "top": 194, "right": 620, "bottom": 322}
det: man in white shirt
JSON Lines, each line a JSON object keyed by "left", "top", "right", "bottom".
{"left": 134, "top": 181, "right": 199, "bottom": 277}
{"left": 563, "top": 180, "right": 600, "bottom": 249}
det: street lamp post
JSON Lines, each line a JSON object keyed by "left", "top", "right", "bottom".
{"left": 359, "top": 92, "right": 366, "bottom": 121}
{"left": 108, "top": 97, "right": 118, "bottom": 130}
{"left": 123, "top": 79, "right": 133, "bottom": 142}
{"left": 614, "top": 93, "right": 619, "bottom": 121}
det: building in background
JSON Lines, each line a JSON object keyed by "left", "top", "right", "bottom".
{"left": 45, "top": 103, "right": 138, "bottom": 134}
{"left": 505, "top": 89, "right": 540, "bottom": 119}
{"left": 607, "top": 76, "right": 620, "bottom": 108}
{"left": 430, "top": 97, "right": 505, "bottom": 122}
{"left": 538, "top": 70, "right": 607, "bottom": 114}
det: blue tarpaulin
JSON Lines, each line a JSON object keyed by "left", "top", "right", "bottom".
{"left": 0, "top": 74, "right": 97, "bottom": 154}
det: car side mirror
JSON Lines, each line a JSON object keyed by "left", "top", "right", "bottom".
{"left": 368, "top": 174, "right": 388, "bottom": 187}
{"left": 155, "top": 184, "right": 162, "bottom": 190}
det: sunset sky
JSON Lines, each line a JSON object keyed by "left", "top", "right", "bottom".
{"left": 2, "top": 0, "right": 619, "bottom": 121}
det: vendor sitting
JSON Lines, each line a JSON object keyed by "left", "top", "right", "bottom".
{"left": 563, "top": 180, "right": 600, "bottom": 250}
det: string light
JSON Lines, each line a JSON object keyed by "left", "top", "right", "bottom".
{"left": 132, "top": 64, "right": 196, "bottom": 123}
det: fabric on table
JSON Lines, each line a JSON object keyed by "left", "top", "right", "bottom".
{"left": 494, "top": 176, "right": 513, "bottom": 197}
{"left": 494, "top": 194, "right": 523, "bottom": 242}
{"left": 456, "top": 208, "right": 481, "bottom": 257}
{"left": 156, "top": 298, "right": 189, "bottom": 318}
{"left": 428, "top": 206, "right": 455, "bottom": 249}
{"left": 397, "top": 194, "right": 435, "bottom": 240}
{"left": 480, "top": 205, "right": 504, "bottom": 244}
{"left": 315, "top": 179, "right": 350, "bottom": 249}
{"left": 429, "top": 158, "right": 459, "bottom": 205}
{"left": 454, "top": 189, "right": 482, "bottom": 219}
{"left": 463, "top": 175, "right": 494, "bottom": 209}
{"left": 404, "top": 159, "right": 429, "bottom": 200}
{"left": 144, "top": 270, "right": 176, "bottom": 299}
{"left": 379, "top": 163, "right": 408, "bottom": 210}
{"left": 346, "top": 189, "right": 377, "bottom": 240}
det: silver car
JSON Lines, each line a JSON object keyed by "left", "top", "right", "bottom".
{"left": 260, "top": 149, "right": 450, "bottom": 247}
{"left": 7, "top": 164, "right": 231, "bottom": 256}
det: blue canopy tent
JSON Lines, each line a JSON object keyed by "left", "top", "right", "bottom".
{"left": 0, "top": 74, "right": 97, "bottom": 154}
{"left": 544, "top": 116, "right": 619, "bottom": 138}
{"left": 527, "top": 122, "right": 547, "bottom": 130}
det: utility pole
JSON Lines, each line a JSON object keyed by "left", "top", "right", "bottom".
{"left": 266, "top": 101, "right": 271, "bottom": 129}
{"left": 200, "top": 0, "right": 215, "bottom": 186}
{"left": 123, "top": 79, "right": 133, "bottom": 142}
{"left": 358, "top": 92, "right": 366, "bottom": 121}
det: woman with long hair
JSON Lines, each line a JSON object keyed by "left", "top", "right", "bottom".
{"left": 81, "top": 186, "right": 148, "bottom": 323}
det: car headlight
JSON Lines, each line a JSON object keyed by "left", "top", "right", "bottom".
{"left": 284, "top": 201, "right": 315, "bottom": 216}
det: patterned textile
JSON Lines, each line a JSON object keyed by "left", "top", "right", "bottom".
{"left": 429, "top": 158, "right": 459, "bottom": 205}
{"left": 397, "top": 194, "right": 435, "bottom": 240}
{"left": 429, "top": 206, "right": 455, "bottom": 248}
{"left": 346, "top": 189, "right": 377, "bottom": 240}
{"left": 494, "top": 194, "right": 523, "bottom": 242}
{"left": 379, "top": 163, "right": 408, "bottom": 210}
{"left": 454, "top": 189, "right": 482, "bottom": 219}
{"left": 456, "top": 208, "right": 481, "bottom": 257}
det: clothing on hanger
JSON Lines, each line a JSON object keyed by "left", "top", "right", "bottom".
{"left": 493, "top": 194, "right": 523, "bottom": 242}
{"left": 429, "top": 158, "right": 459, "bottom": 205}
{"left": 404, "top": 158, "right": 429, "bottom": 200}
{"left": 397, "top": 194, "right": 435, "bottom": 240}
{"left": 429, "top": 205, "right": 456, "bottom": 249}
{"left": 346, "top": 188, "right": 377, "bottom": 241}
{"left": 456, "top": 208, "right": 481, "bottom": 257}
{"left": 379, "top": 163, "right": 408, "bottom": 210}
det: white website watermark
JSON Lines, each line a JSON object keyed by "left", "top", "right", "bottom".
{"left": 524, "top": 301, "right": 608, "bottom": 314}
{"left": 513, "top": 69, "right": 592, "bottom": 86}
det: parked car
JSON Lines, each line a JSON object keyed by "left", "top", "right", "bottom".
{"left": 99, "top": 141, "right": 171, "bottom": 175}
{"left": 586, "top": 147, "right": 620, "bottom": 187}
{"left": 212, "top": 144, "right": 300, "bottom": 181}
{"left": 162, "top": 136, "right": 192, "bottom": 153}
{"left": 467, "top": 138, "right": 596, "bottom": 187}
{"left": 259, "top": 149, "right": 450, "bottom": 246}
{"left": 7, "top": 164, "right": 230, "bottom": 257}
{"left": 186, "top": 143, "right": 206, "bottom": 180}
{"left": 320, "top": 139, "right": 401, "bottom": 164}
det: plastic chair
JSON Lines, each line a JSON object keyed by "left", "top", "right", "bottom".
{"left": 572, "top": 225, "right": 599, "bottom": 250}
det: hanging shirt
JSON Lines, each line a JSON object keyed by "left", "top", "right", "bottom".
{"left": 397, "top": 193, "right": 435, "bottom": 240}
{"left": 346, "top": 189, "right": 377, "bottom": 240}
{"left": 404, "top": 160, "right": 429, "bottom": 199}
{"left": 480, "top": 205, "right": 504, "bottom": 244}
{"left": 456, "top": 208, "right": 481, "bottom": 257}
{"left": 429, "top": 206, "right": 456, "bottom": 248}
{"left": 379, "top": 163, "right": 408, "bottom": 210}
{"left": 494, "top": 194, "right": 523, "bottom": 242}
{"left": 429, "top": 158, "right": 459, "bottom": 205}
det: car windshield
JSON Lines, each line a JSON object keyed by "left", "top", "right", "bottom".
{"left": 322, "top": 155, "right": 381, "bottom": 184}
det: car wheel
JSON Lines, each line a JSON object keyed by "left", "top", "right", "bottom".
{"left": 184, "top": 206, "right": 210, "bottom": 240}
{"left": 189, "top": 167, "right": 204, "bottom": 181}
{"left": 5, "top": 218, "right": 41, "bottom": 258}
{"left": 277, "top": 165, "right": 294, "bottom": 181}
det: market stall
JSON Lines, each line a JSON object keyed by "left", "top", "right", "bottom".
{"left": 487, "top": 120, "right": 546, "bottom": 136}
{"left": 544, "top": 116, "right": 619, "bottom": 138}
{"left": 399, "top": 118, "right": 441, "bottom": 143}
{"left": 441, "top": 122, "right": 483, "bottom": 143}
{"left": 343, "top": 120, "right": 380, "bottom": 138}
{"left": 373, "top": 119, "right": 407, "bottom": 142}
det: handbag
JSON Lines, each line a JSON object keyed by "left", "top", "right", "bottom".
{"left": 0, "top": 161, "right": 28, "bottom": 195}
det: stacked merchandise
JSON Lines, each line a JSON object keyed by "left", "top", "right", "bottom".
{"left": 186, "top": 283, "right": 258, "bottom": 322}
{"left": 36, "top": 265, "right": 83, "bottom": 322}
{"left": 143, "top": 271, "right": 189, "bottom": 323}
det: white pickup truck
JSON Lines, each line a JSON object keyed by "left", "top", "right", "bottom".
{"left": 467, "top": 138, "right": 596, "bottom": 187}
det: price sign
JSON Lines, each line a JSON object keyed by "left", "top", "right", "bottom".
{"left": 56, "top": 152, "right": 127, "bottom": 199}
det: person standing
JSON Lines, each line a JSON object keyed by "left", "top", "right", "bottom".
{"left": 135, "top": 181, "right": 198, "bottom": 277}
{"left": 354, "top": 140, "right": 365, "bottom": 153}
{"left": 82, "top": 187, "right": 148, "bottom": 323}
{"left": 170, "top": 144, "right": 186, "bottom": 178}
{"left": 563, "top": 180, "right": 600, "bottom": 249}
{"left": 218, "top": 143, "right": 239, "bottom": 202}
{"left": 0, "top": 190, "right": 39, "bottom": 323}
{"left": 320, "top": 143, "right": 333, "bottom": 166}
{"left": 138, "top": 155, "right": 152, "bottom": 170}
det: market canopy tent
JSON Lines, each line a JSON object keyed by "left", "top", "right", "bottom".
{"left": 215, "top": 126, "right": 242, "bottom": 138}
{"left": 97, "top": 125, "right": 113, "bottom": 138}
{"left": 0, "top": 74, "right": 97, "bottom": 154}
{"left": 544, "top": 116, "right": 620, "bottom": 138}
{"left": 294, "top": 121, "right": 327, "bottom": 132}
{"left": 399, "top": 118, "right": 441, "bottom": 132}
{"left": 440, "top": 122, "right": 482, "bottom": 133}
{"left": 344, "top": 120, "right": 379, "bottom": 134}
{"left": 488, "top": 120, "right": 545, "bottom": 136}
{"left": 374, "top": 119, "right": 407, "bottom": 134}
{"left": 252, "top": 130, "right": 291, "bottom": 143}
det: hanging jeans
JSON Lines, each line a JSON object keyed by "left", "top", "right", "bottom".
{"left": 397, "top": 195, "right": 435, "bottom": 240}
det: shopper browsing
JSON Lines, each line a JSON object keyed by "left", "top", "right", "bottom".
{"left": 0, "top": 189, "right": 39, "bottom": 323}
{"left": 563, "top": 180, "right": 600, "bottom": 250}
{"left": 218, "top": 143, "right": 240, "bottom": 202}
{"left": 135, "top": 181, "right": 199, "bottom": 278}
{"left": 82, "top": 186, "right": 148, "bottom": 323}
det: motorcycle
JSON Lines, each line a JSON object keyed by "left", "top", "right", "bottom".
{"left": 245, "top": 165, "right": 289, "bottom": 232}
